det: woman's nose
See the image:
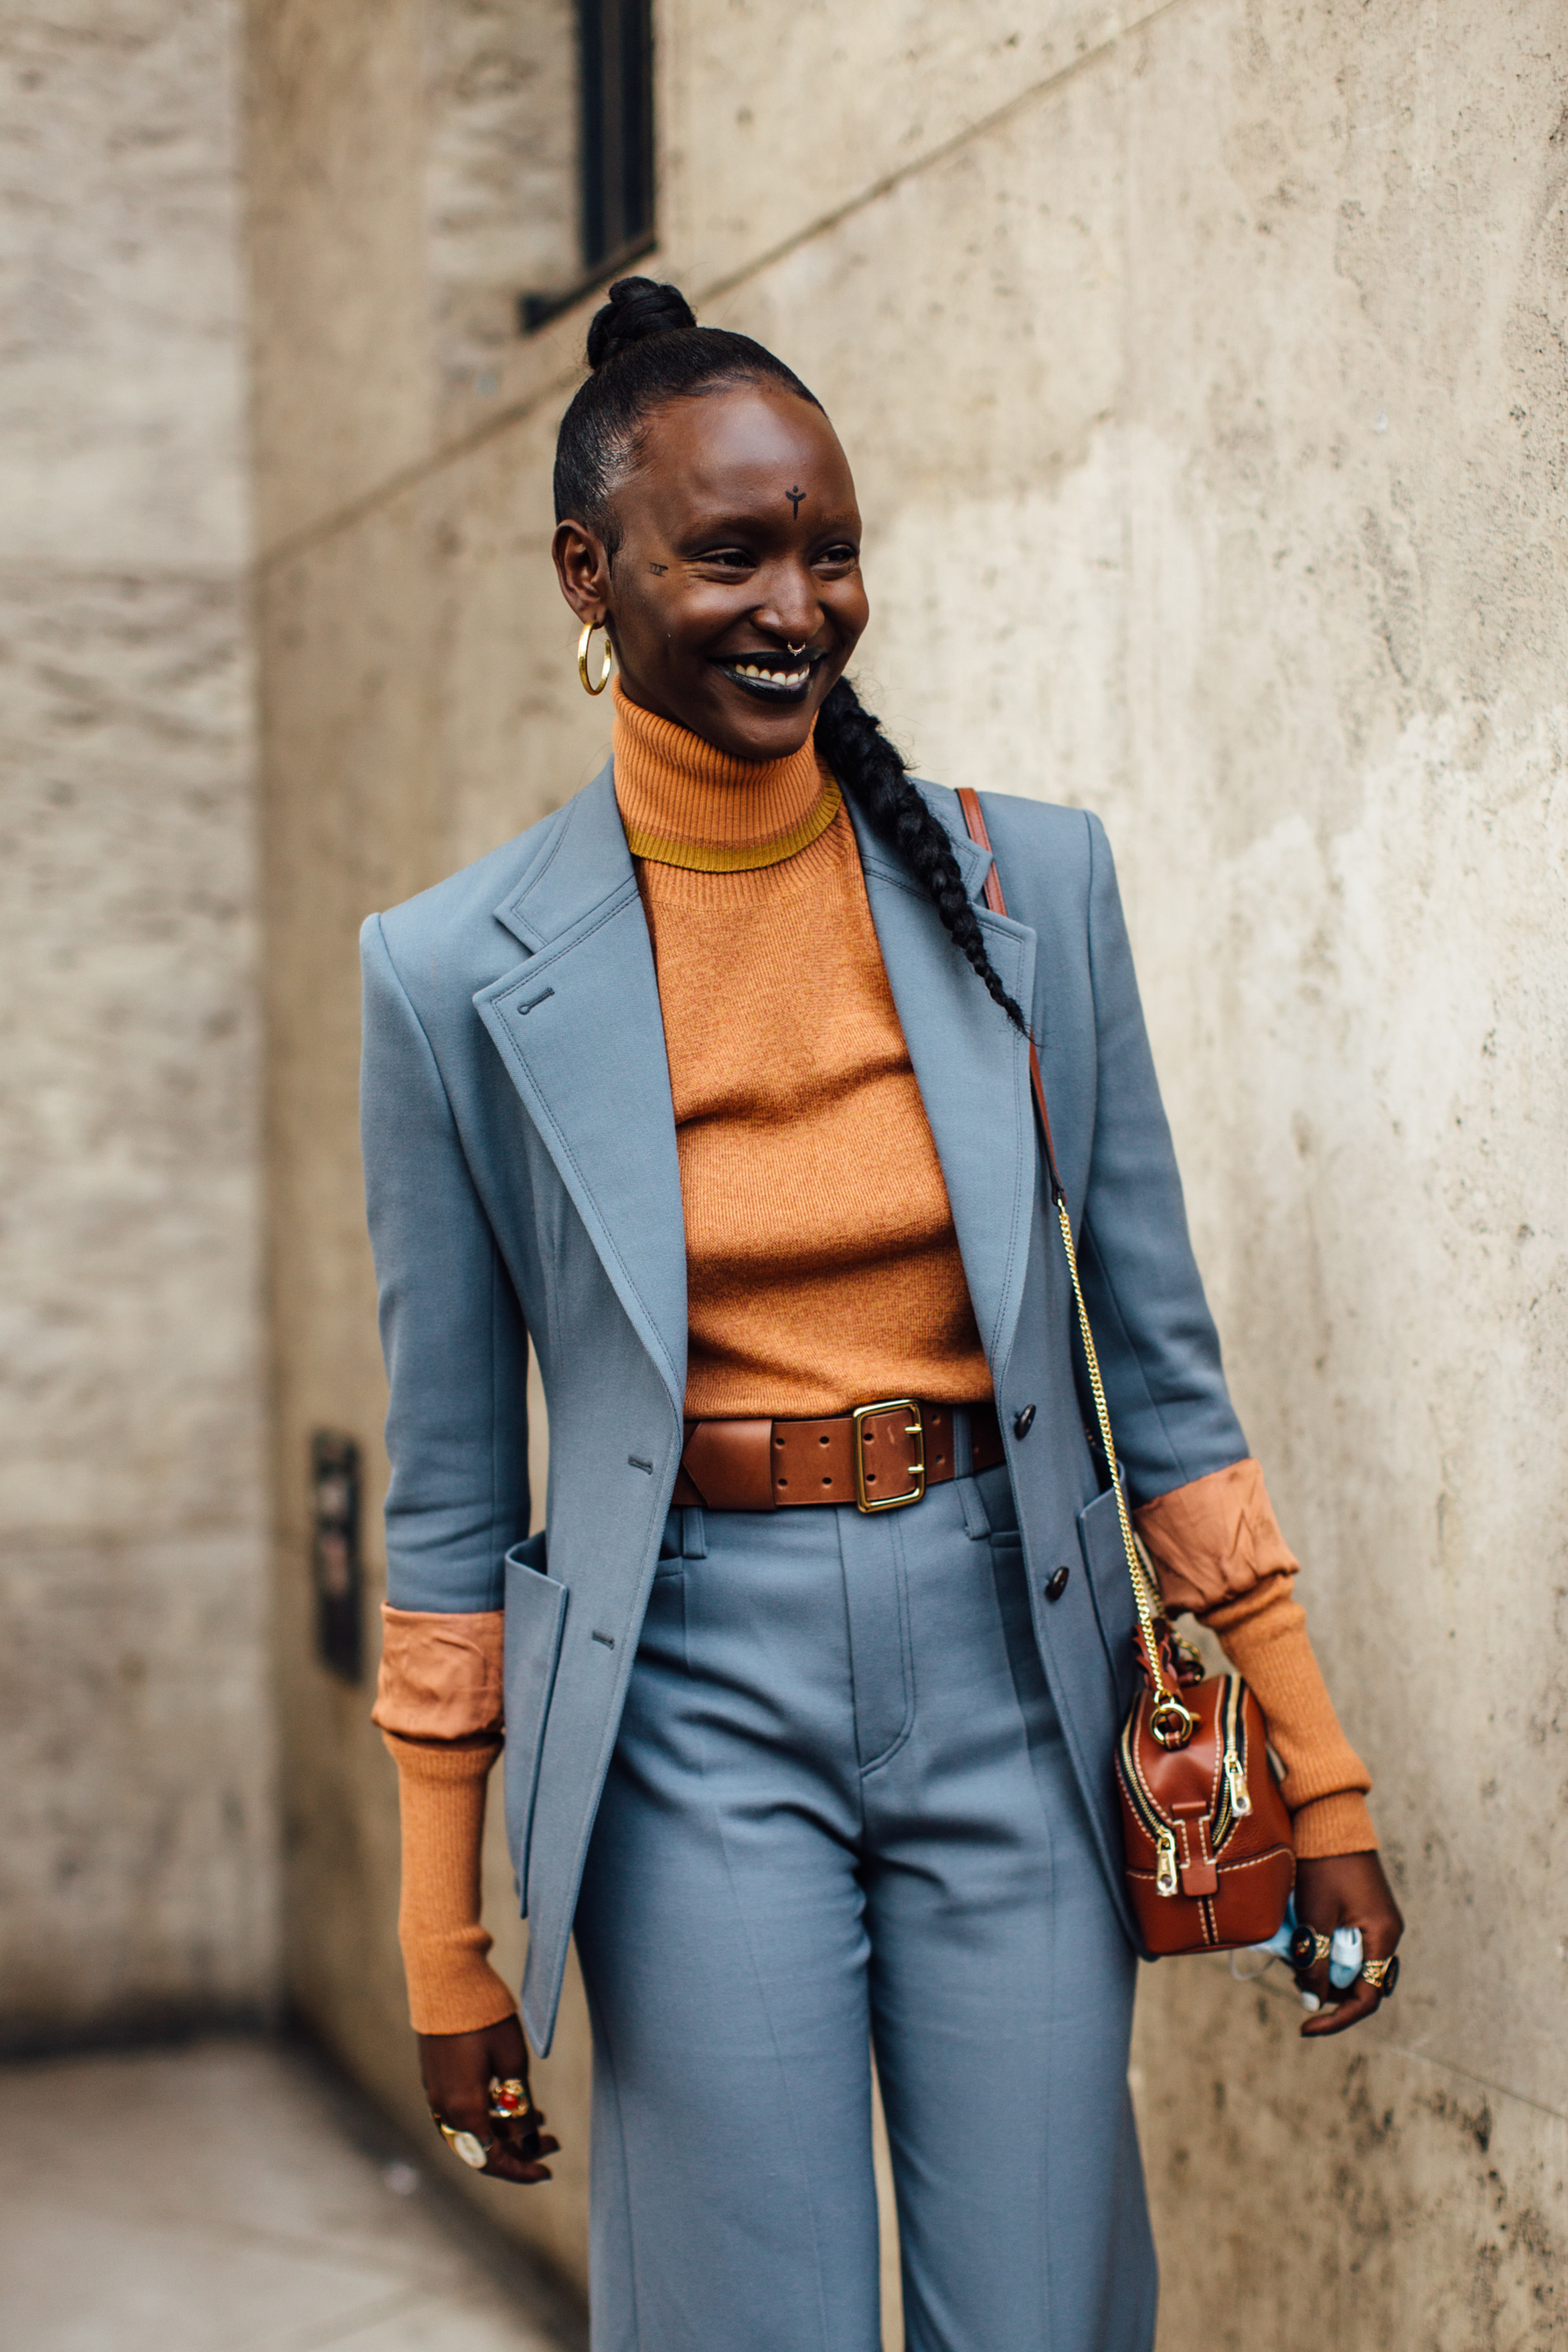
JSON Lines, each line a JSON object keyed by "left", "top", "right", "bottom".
{"left": 754, "top": 564, "right": 821, "bottom": 642}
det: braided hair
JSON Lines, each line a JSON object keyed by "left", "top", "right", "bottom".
{"left": 815, "top": 678, "right": 1029, "bottom": 1036}
{"left": 558, "top": 278, "right": 1030, "bottom": 1036}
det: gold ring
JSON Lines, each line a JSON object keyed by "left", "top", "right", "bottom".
{"left": 487, "top": 2074, "right": 537, "bottom": 2122}
{"left": 1289, "top": 1925, "right": 1332, "bottom": 1970}
{"left": 429, "top": 2110, "right": 495, "bottom": 2170}
{"left": 1360, "top": 1955, "right": 1400, "bottom": 1997}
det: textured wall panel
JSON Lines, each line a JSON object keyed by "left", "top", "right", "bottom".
{"left": 0, "top": 3, "right": 273, "bottom": 2042}
{"left": 249, "top": 0, "right": 1567, "bottom": 2331}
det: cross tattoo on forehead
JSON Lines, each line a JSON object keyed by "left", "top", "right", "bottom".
{"left": 785, "top": 484, "right": 805, "bottom": 518}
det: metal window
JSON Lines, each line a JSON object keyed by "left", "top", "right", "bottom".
{"left": 521, "top": 0, "right": 654, "bottom": 331}
{"left": 579, "top": 0, "right": 653, "bottom": 271}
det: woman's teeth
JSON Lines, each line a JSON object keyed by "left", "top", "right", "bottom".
{"left": 728, "top": 662, "right": 809, "bottom": 688}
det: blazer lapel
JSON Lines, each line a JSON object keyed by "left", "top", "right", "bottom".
{"left": 475, "top": 767, "right": 1037, "bottom": 1412}
{"left": 848, "top": 790, "right": 1040, "bottom": 1385}
{"left": 475, "top": 766, "right": 688, "bottom": 1413}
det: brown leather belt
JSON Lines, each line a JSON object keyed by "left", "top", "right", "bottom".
{"left": 672, "top": 1400, "right": 1005, "bottom": 1514}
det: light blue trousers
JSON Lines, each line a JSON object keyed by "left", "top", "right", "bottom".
{"left": 573, "top": 1458, "right": 1157, "bottom": 2352}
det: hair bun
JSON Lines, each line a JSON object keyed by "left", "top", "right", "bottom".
{"left": 585, "top": 277, "right": 698, "bottom": 369}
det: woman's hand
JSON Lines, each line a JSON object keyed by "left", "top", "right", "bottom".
{"left": 1293, "top": 1851, "right": 1404, "bottom": 2038}
{"left": 418, "top": 2012, "right": 559, "bottom": 2183}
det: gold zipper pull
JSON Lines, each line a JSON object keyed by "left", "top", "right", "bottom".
{"left": 1155, "top": 1828, "right": 1179, "bottom": 1897}
{"left": 1225, "top": 1747, "right": 1253, "bottom": 1818}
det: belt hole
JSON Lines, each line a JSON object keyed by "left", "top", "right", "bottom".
{"left": 819, "top": 1433, "right": 829, "bottom": 1445}
{"left": 591, "top": 1629, "right": 615, "bottom": 1647}
{"left": 628, "top": 1454, "right": 652, "bottom": 1472}
{"left": 822, "top": 1475, "right": 832, "bottom": 1486}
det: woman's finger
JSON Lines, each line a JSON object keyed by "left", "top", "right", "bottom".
{"left": 476, "top": 2072, "right": 553, "bottom": 2183}
{"left": 1287, "top": 1913, "right": 1335, "bottom": 2010}
{"left": 417, "top": 2017, "right": 561, "bottom": 2186}
{"left": 1301, "top": 1974, "right": 1382, "bottom": 2037}
{"left": 490, "top": 2104, "right": 546, "bottom": 2166}
{"left": 1293, "top": 1853, "right": 1402, "bottom": 2036}
{"left": 428, "top": 2105, "right": 558, "bottom": 2183}
{"left": 483, "top": 2130, "right": 558, "bottom": 2184}
{"left": 1297, "top": 1925, "right": 1401, "bottom": 2038}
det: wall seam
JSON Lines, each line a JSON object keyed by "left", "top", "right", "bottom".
{"left": 252, "top": 0, "right": 1193, "bottom": 580}
{"left": 1247, "top": 1974, "right": 1565, "bottom": 2126}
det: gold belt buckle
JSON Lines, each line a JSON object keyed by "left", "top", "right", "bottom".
{"left": 852, "top": 1399, "right": 925, "bottom": 1512}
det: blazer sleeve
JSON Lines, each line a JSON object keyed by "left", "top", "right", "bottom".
{"left": 361, "top": 913, "right": 531, "bottom": 1612}
{"left": 1074, "top": 812, "right": 1249, "bottom": 1504}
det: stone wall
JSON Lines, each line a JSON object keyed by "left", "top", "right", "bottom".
{"left": 0, "top": 2, "right": 274, "bottom": 2045}
{"left": 247, "top": 0, "right": 1565, "bottom": 2336}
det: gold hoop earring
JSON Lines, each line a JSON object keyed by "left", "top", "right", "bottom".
{"left": 577, "top": 617, "right": 613, "bottom": 696}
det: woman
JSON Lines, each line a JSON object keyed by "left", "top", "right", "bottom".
{"left": 363, "top": 278, "right": 1402, "bottom": 2352}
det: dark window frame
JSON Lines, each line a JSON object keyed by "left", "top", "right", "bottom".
{"left": 520, "top": 0, "right": 655, "bottom": 335}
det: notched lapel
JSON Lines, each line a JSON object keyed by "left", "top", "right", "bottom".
{"left": 493, "top": 762, "right": 627, "bottom": 951}
{"left": 476, "top": 767, "right": 688, "bottom": 1411}
{"left": 849, "top": 793, "right": 1039, "bottom": 1384}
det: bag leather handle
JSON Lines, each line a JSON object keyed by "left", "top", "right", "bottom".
{"left": 956, "top": 787, "right": 1196, "bottom": 1745}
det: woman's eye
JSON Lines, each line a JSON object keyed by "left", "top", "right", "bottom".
{"left": 815, "top": 544, "right": 860, "bottom": 570}
{"left": 698, "top": 547, "right": 755, "bottom": 571}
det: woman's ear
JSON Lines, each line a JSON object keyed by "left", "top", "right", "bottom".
{"left": 552, "top": 519, "right": 612, "bottom": 622}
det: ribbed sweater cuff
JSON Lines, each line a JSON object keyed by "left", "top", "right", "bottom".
{"left": 382, "top": 1732, "right": 517, "bottom": 2036}
{"left": 1200, "top": 1575, "right": 1377, "bottom": 1855}
{"left": 1291, "top": 1791, "right": 1379, "bottom": 1859}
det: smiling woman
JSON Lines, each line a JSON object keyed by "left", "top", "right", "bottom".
{"left": 361, "top": 276, "right": 1401, "bottom": 2352}
{"left": 551, "top": 277, "right": 1030, "bottom": 1030}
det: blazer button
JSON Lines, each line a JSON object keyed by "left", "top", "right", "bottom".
{"left": 1044, "top": 1565, "right": 1071, "bottom": 1603}
{"left": 1013, "top": 1403, "right": 1037, "bottom": 1439}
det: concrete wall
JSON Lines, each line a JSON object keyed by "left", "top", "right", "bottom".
{"left": 0, "top": 1, "right": 274, "bottom": 2046}
{"left": 246, "top": 0, "right": 1565, "bottom": 2336}
{"left": 244, "top": 0, "right": 598, "bottom": 2292}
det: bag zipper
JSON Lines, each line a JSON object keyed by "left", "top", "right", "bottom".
{"left": 1119, "top": 1676, "right": 1251, "bottom": 1898}
{"left": 1118, "top": 1714, "right": 1181, "bottom": 1895}
{"left": 1218, "top": 1673, "right": 1251, "bottom": 1835}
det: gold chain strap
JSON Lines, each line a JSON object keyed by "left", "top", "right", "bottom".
{"left": 1053, "top": 1195, "right": 1197, "bottom": 1748}
{"left": 953, "top": 782, "right": 1198, "bottom": 1750}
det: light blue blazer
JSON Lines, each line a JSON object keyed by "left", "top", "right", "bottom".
{"left": 361, "top": 769, "right": 1247, "bottom": 2052}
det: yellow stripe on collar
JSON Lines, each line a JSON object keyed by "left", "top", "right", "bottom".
{"left": 625, "top": 777, "right": 843, "bottom": 872}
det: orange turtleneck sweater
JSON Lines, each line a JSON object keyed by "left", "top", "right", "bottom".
{"left": 614, "top": 684, "right": 991, "bottom": 1416}
{"left": 375, "top": 690, "right": 1375, "bottom": 2035}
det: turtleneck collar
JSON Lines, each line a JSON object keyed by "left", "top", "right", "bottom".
{"left": 612, "top": 680, "right": 840, "bottom": 872}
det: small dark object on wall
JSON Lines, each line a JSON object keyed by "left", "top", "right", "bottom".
{"left": 311, "top": 1431, "right": 362, "bottom": 1683}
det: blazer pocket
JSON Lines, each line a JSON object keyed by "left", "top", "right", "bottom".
{"left": 502, "top": 1532, "right": 568, "bottom": 1916}
{"left": 1076, "top": 1484, "right": 1144, "bottom": 1720}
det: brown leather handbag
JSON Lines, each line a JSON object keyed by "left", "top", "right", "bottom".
{"left": 957, "top": 789, "right": 1294, "bottom": 1956}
